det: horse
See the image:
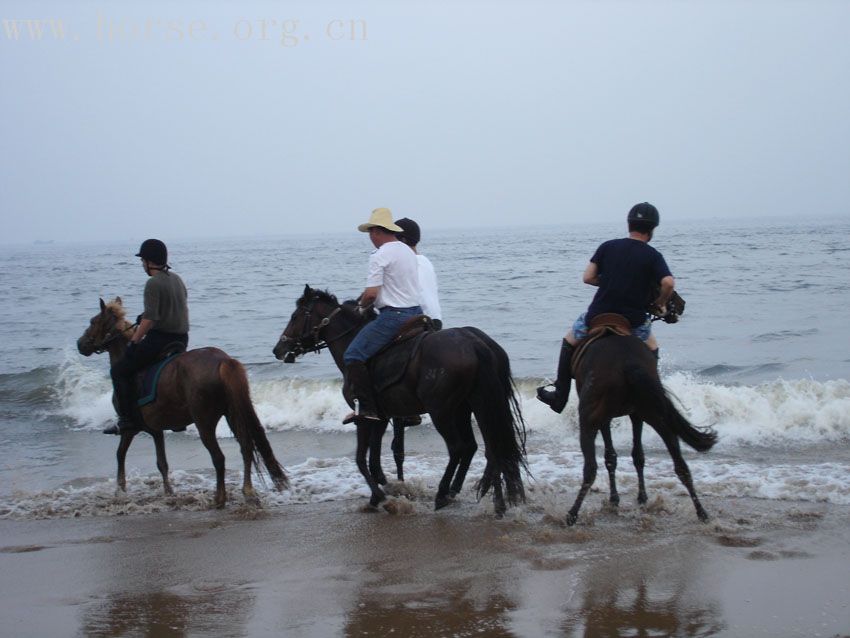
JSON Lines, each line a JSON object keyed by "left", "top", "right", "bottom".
{"left": 272, "top": 285, "right": 527, "bottom": 516}
{"left": 77, "top": 297, "right": 288, "bottom": 507}
{"left": 566, "top": 331, "right": 717, "bottom": 525}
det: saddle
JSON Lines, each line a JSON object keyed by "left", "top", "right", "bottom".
{"left": 368, "top": 316, "right": 435, "bottom": 394}
{"left": 570, "top": 313, "right": 632, "bottom": 376}
{"left": 135, "top": 342, "right": 187, "bottom": 407}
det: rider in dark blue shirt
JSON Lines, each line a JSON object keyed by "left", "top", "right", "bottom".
{"left": 537, "top": 203, "right": 675, "bottom": 413}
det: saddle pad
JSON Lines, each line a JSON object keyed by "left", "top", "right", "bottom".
{"left": 137, "top": 353, "right": 181, "bottom": 407}
{"left": 368, "top": 332, "right": 429, "bottom": 394}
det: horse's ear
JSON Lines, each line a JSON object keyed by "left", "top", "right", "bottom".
{"left": 304, "top": 284, "right": 311, "bottom": 296}
{"left": 114, "top": 296, "right": 122, "bottom": 306}
{"left": 99, "top": 298, "right": 106, "bottom": 312}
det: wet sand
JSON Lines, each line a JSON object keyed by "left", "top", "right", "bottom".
{"left": 1, "top": 493, "right": 848, "bottom": 637}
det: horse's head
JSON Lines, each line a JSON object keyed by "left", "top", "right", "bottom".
{"left": 273, "top": 285, "right": 368, "bottom": 362}
{"left": 77, "top": 297, "right": 130, "bottom": 356}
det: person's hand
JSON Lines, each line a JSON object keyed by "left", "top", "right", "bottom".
{"left": 653, "top": 303, "right": 668, "bottom": 317}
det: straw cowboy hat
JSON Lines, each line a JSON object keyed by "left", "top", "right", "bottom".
{"left": 358, "top": 208, "right": 403, "bottom": 233}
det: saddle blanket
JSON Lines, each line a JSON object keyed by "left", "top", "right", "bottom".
{"left": 137, "top": 353, "right": 181, "bottom": 407}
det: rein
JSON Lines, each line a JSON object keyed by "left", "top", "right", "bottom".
{"left": 92, "top": 320, "right": 135, "bottom": 354}
{"left": 288, "top": 300, "right": 359, "bottom": 357}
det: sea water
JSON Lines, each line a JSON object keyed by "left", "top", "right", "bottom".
{"left": 1, "top": 217, "right": 849, "bottom": 518}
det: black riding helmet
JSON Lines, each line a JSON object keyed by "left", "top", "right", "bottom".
{"left": 627, "top": 202, "right": 660, "bottom": 228}
{"left": 135, "top": 238, "right": 168, "bottom": 265}
{"left": 394, "top": 218, "right": 421, "bottom": 246}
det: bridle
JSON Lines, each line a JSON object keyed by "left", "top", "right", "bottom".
{"left": 280, "top": 296, "right": 359, "bottom": 359}
{"left": 85, "top": 315, "right": 134, "bottom": 354}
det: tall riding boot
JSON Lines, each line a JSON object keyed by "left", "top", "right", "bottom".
{"left": 343, "top": 361, "right": 382, "bottom": 424}
{"left": 536, "top": 340, "right": 575, "bottom": 414}
{"left": 103, "top": 375, "right": 141, "bottom": 435}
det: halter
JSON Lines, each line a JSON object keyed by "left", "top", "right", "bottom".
{"left": 89, "top": 316, "right": 134, "bottom": 354}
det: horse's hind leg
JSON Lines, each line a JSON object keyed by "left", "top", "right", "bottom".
{"left": 368, "top": 420, "right": 389, "bottom": 486}
{"left": 600, "top": 420, "right": 619, "bottom": 507}
{"left": 355, "top": 421, "right": 387, "bottom": 508}
{"left": 116, "top": 431, "right": 138, "bottom": 493}
{"left": 430, "top": 412, "right": 462, "bottom": 510}
{"left": 390, "top": 419, "right": 405, "bottom": 482}
{"left": 151, "top": 430, "right": 173, "bottom": 496}
{"left": 630, "top": 416, "right": 647, "bottom": 505}
{"left": 567, "top": 424, "right": 599, "bottom": 526}
{"left": 197, "top": 421, "right": 227, "bottom": 508}
{"left": 658, "top": 427, "right": 709, "bottom": 522}
{"left": 449, "top": 408, "right": 477, "bottom": 498}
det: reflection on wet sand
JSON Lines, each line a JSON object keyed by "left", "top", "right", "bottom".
{"left": 344, "top": 561, "right": 515, "bottom": 637}
{"left": 79, "top": 587, "right": 255, "bottom": 638}
{"left": 559, "top": 539, "right": 725, "bottom": 638}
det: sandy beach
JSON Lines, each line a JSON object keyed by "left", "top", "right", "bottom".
{"left": 1, "top": 488, "right": 848, "bottom": 637}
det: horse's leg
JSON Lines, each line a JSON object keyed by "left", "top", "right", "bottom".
{"left": 600, "top": 420, "right": 619, "bottom": 507}
{"left": 567, "top": 424, "right": 599, "bottom": 526}
{"left": 116, "top": 430, "right": 138, "bottom": 493}
{"left": 658, "top": 427, "right": 709, "bottom": 522}
{"left": 449, "top": 407, "right": 477, "bottom": 498}
{"left": 430, "top": 413, "right": 462, "bottom": 511}
{"left": 238, "top": 433, "right": 260, "bottom": 507}
{"left": 368, "top": 420, "right": 389, "bottom": 486}
{"left": 197, "top": 421, "right": 227, "bottom": 508}
{"left": 355, "top": 421, "right": 386, "bottom": 507}
{"left": 630, "top": 416, "right": 648, "bottom": 505}
{"left": 150, "top": 430, "right": 173, "bottom": 496}
{"left": 390, "top": 419, "right": 405, "bottom": 482}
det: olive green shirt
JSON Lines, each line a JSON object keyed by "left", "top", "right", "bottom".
{"left": 143, "top": 270, "right": 189, "bottom": 334}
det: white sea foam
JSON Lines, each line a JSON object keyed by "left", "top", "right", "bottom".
{"left": 1, "top": 445, "right": 847, "bottom": 521}
{"left": 49, "top": 353, "right": 850, "bottom": 448}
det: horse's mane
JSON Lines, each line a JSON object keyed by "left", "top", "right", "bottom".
{"left": 298, "top": 288, "right": 338, "bottom": 307}
{"left": 299, "top": 288, "right": 376, "bottom": 321}
{"left": 105, "top": 298, "right": 128, "bottom": 322}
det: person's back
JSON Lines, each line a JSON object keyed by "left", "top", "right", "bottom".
{"left": 586, "top": 238, "right": 670, "bottom": 327}
{"left": 394, "top": 217, "right": 443, "bottom": 329}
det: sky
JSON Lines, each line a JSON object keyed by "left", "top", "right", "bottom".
{"left": 1, "top": 0, "right": 849, "bottom": 243}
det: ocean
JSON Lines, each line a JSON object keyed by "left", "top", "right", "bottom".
{"left": 1, "top": 217, "right": 849, "bottom": 519}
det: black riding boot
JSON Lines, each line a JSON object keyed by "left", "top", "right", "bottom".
{"left": 536, "top": 339, "right": 575, "bottom": 414}
{"left": 103, "top": 375, "right": 141, "bottom": 435}
{"left": 342, "top": 361, "right": 382, "bottom": 424}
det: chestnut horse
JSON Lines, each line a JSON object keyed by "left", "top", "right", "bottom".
{"left": 77, "top": 298, "right": 288, "bottom": 507}
{"left": 566, "top": 332, "right": 717, "bottom": 525}
{"left": 273, "top": 286, "right": 527, "bottom": 515}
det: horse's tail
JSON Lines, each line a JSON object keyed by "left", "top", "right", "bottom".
{"left": 626, "top": 363, "right": 717, "bottom": 453}
{"left": 466, "top": 330, "right": 527, "bottom": 507}
{"left": 219, "top": 359, "right": 289, "bottom": 490}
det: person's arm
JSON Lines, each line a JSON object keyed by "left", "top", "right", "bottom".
{"left": 132, "top": 318, "right": 155, "bottom": 343}
{"left": 582, "top": 262, "right": 600, "bottom": 286}
{"left": 652, "top": 275, "right": 675, "bottom": 315}
{"left": 359, "top": 286, "right": 380, "bottom": 310}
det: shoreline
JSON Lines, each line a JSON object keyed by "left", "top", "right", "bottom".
{"left": 1, "top": 496, "right": 848, "bottom": 637}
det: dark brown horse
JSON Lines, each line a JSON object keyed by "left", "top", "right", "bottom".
{"left": 566, "top": 333, "right": 717, "bottom": 525}
{"left": 273, "top": 286, "right": 527, "bottom": 515}
{"left": 77, "top": 297, "right": 288, "bottom": 507}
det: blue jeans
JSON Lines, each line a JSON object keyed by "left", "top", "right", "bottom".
{"left": 572, "top": 312, "right": 652, "bottom": 341}
{"left": 344, "top": 306, "right": 423, "bottom": 364}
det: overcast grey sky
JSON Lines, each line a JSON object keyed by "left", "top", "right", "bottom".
{"left": 2, "top": 0, "right": 848, "bottom": 243}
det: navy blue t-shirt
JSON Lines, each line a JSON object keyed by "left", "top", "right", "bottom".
{"left": 585, "top": 238, "right": 672, "bottom": 327}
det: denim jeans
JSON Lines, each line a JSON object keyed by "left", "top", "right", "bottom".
{"left": 572, "top": 312, "right": 652, "bottom": 341}
{"left": 344, "top": 306, "right": 422, "bottom": 364}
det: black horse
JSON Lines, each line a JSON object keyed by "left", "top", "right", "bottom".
{"left": 273, "top": 286, "right": 527, "bottom": 515}
{"left": 566, "top": 333, "right": 717, "bottom": 525}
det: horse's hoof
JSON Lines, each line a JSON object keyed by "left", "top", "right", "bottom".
{"left": 697, "top": 509, "right": 710, "bottom": 523}
{"left": 637, "top": 494, "right": 648, "bottom": 505}
{"left": 369, "top": 493, "right": 387, "bottom": 508}
{"left": 434, "top": 495, "right": 451, "bottom": 510}
{"left": 609, "top": 497, "right": 620, "bottom": 507}
{"left": 566, "top": 513, "right": 578, "bottom": 526}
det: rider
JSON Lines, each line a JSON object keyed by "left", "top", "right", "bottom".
{"left": 342, "top": 208, "right": 422, "bottom": 424}
{"left": 536, "top": 202, "right": 675, "bottom": 414}
{"left": 394, "top": 217, "right": 443, "bottom": 330}
{"left": 103, "top": 239, "right": 189, "bottom": 435}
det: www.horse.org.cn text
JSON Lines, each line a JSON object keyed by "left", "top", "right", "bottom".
{"left": 1, "top": 16, "right": 368, "bottom": 47}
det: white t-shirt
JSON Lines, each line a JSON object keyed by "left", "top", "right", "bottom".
{"left": 366, "top": 240, "right": 420, "bottom": 309}
{"left": 417, "top": 254, "right": 442, "bottom": 321}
